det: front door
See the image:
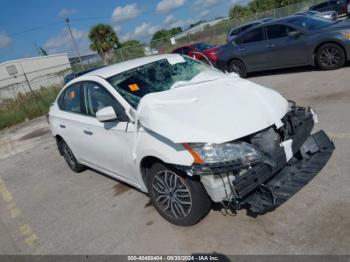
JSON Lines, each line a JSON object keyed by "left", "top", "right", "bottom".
{"left": 264, "top": 24, "right": 308, "bottom": 68}
{"left": 77, "top": 81, "right": 138, "bottom": 184}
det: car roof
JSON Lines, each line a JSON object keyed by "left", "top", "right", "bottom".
{"left": 231, "top": 15, "right": 305, "bottom": 39}
{"left": 173, "top": 42, "right": 206, "bottom": 49}
{"left": 245, "top": 15, "right": 304, "bottom": 29}
{"left": 231, "top": 18, "right": 273, "bottom": 29}
{"left": 82, "top": 54, "right": 182, "bottom": 79}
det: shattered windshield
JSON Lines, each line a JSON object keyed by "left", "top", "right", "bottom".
{"left": 106, "top": 56, "right": 213, "bottom": 108}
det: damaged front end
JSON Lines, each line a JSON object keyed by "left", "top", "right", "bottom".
{"left": 183, "top": 105, "right": 335, "bottom": 216}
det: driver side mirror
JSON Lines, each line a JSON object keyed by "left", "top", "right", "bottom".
{"left": 96, "top": 106, "right": 118, "bottom": 122}
{"left": 288, "top": 31, "right": 303, "bottom": 38}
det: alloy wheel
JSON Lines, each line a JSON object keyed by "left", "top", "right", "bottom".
{"left": 230, "top": 60, "right": 246, "bottom": 77}
{"left": 151, "top": 170, "right": 192, "bottom": 219}
{"left": 320, "top": 47, "right": 340, "bottom": 67}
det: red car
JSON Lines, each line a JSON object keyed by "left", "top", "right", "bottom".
{"left": 171, "top": 42, "right": 221, "bottom": 64}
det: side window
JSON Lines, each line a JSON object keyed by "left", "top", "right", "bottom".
{"left": 241, "top": 23, "right": 258, "bottom": 33}
{"left": 58, "top": 84, "right": 82, "bottom": 113}
{"left": 266, "top": 25, "right": 296, "bottom": 39}
{"left": 230, "top": 28, "right": 241, "bottom": 36}
{"left": 83, "top": 82, "right": 127, "bottom": 121}
{"left": 237, "top": 28, "right": 265, "bottom": 44}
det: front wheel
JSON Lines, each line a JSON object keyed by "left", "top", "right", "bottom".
{"left": 58, "top": 140, "right": 86, "bottom": 173}
{"left": 228, "top": 59, "right": 247, "bottom": 78}
{"left": 316, "top": 43, "right": 345, "bottom": 70}
{"left": 148, "top": 163, "right": 211, "bottom": 226}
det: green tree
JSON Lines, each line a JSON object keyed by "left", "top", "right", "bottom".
{"left": 88, "top": 24, "right": 121, "bottom": 64}
{"left": 151, "top": 27, "right": 182, "bottom": 42}
{"left": 150, "top": 27, "right": 182, "bottom": 49}
{"left": 121, "top": 40, "right": 144, "bottom": 59}
{"left": 229, "top": 0, "right": 305, "bottom": 19}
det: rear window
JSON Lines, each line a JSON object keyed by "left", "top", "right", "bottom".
{"left": 192, "top": 43, "right": 213, "bottom": 51}
{"left": 236, "top": 28, "right": 265, "bottom": 44}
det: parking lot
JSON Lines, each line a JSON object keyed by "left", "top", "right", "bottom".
{"left": 0, "top": 65, "right": 350, "bottom": 255}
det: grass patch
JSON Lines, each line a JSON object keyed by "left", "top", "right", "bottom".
{"left": 0, "top": 85, "right": 61, "bottom": 130}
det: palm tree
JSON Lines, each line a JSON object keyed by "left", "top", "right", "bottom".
{"left": 88, "top": 24, "right": 121, "bottom": 64}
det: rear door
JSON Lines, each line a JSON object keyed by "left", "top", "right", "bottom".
{"left": 234, "top": 27, "right": 269, "bottom": 70}
{"left": 55, "top": 83, "right": 86, "bottom": 159}
{"left": 264, "top": 24, "right": 308, "bottom": 68}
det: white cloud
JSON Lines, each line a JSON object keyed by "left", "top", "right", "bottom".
{"left": 112, "top": 4, "right": 141, "bottom": 22}
{"left": 113, "top": 25, "right": 122, "bottom": 33}
{"left": 164, "top": 15, "right": 176, "bottom": 25}
{"left": 200, "top": 9, "right": 210, "bottom": 17}
{"left": 0, "top": 32, "right": 12, "bottom": 48}
{"left": 195, "top": 0, "right": 220, "bottom": 8}
{"left": 163, "top": 15, "right": 195, "bottom": 29}
{"left": 156, "top": 0, "right": 186, "bottom": 13}
{"left": 58, "top": 8, "right": 77, "bottom": 17}
{"left": 120, "top": 22, "right": 160, "bottom": 42}
{"left": 163, "top": 15, "right": 194, "bottom": 30}
{"left": 44, "top": 28, "right": 89, "bottom": 55}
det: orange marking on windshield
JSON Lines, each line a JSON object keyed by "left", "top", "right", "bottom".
{"left": 128, "top": 84, "right": 140, "bottom": 92}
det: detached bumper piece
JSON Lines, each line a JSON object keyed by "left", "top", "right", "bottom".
{"left": 243, "top": 130, "right": 335, "bottom": 216}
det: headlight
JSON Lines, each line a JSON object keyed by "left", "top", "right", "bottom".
{"left": 183, "top": 142, "right": 264, "bottom": 165}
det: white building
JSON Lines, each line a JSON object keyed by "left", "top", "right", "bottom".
{"left": 0, "top": 54, "right": 71, "bottom": 99}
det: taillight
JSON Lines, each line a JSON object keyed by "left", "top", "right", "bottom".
{"left": 208, "top": 50, "right": 222, "bottom": 62}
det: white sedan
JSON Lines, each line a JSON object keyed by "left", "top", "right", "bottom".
{"left": 49, "top": 54, "right": 334, "bottom": 226}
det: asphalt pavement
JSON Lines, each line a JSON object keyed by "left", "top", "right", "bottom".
{"left": 0, "top": 65, "right": 350, "bottom": 255}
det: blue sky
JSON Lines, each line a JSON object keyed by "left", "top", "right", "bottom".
{"left": 0, "top": 0, "right": 249, "bottom": 63}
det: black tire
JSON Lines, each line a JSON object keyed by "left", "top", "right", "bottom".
{"left": 58, "top": 139, "right": 86, "bottom": 173}
{"left": 316, "top": 43, "right": 345, "bottom": 70}
{"left": 147, "top": 162, "right": 211, "bottom": 226}
{"left": 228, "top": 59, "right": 248, "bottom": 78}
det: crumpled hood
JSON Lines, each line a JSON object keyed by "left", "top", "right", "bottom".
{"left": 136, "top": 73, "right": 288, "bottom": 144}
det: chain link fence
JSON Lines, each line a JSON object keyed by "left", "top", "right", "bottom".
{"left": 0, "top": 0, "right": 324, "bottom": 130}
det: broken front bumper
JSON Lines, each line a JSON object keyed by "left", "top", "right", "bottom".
{"left": 187, "top": 107, "right": 335, "bottom": 215}
{"left": 243, "top": 130, "right": 334, "bottom": 215}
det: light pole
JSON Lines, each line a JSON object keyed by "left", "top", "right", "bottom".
{"left": 65, "top": 18, "right": 84, "bottom": 71}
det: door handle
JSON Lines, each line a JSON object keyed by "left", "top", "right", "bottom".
{"left": 83, "top": 130, "right": 93, "bottom": 136}
{"left": 59, "top": 124, "right": 66, "bottom": 129}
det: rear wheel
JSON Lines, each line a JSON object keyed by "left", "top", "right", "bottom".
{"left": 228, "top": 59, "right": 247, "bottom": 78}
{"left": 148, "top": 163, "right": 211, "bottom": 226}
{"left": 316, "top": 43, "right": 345, "bottom": 70}
{"left": 58, "top": 140, "right": 86, "bottom": 173}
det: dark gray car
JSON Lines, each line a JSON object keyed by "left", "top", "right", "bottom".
{"left": 216, "top": 15, "right": 350, "bottom": 77}
{"left": 309, "top": 0, "right": 348, "bottom": 15}
{"left": 227, "top": 18, "right": 274, "bottom": 42}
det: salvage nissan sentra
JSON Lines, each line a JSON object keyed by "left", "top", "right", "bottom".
{"left": 49, "top": 54, "right": 334, "bottom": 226}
